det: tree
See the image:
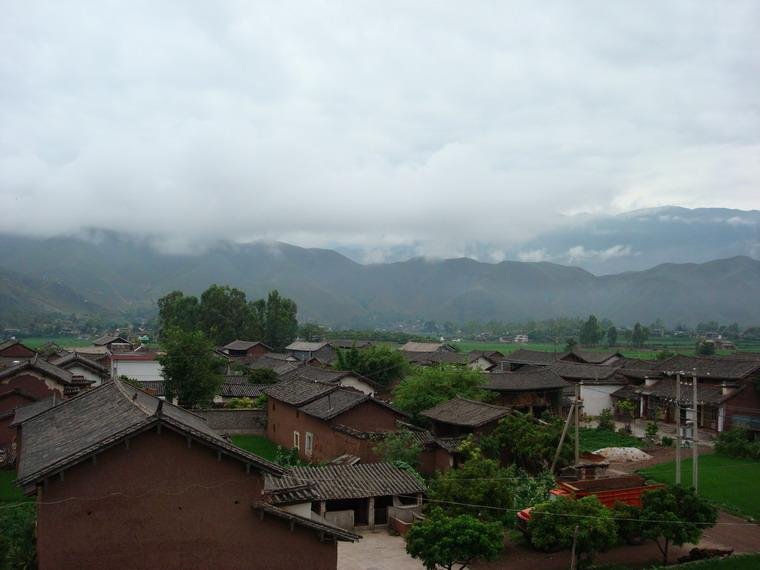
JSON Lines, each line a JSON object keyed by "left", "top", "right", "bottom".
{"left": 0, "top": 503, "right": 36, "bottom": 569}
{"left": 428, "top": 449, "right": 513, "bottom": 523}
{"left": 528, "top": 495, "right": 618, "bottom": 567}
{"left": 158, "top": 290, "right": 200, "bottom": 333}
{"left": 335, "top": 345, "right": 409, "bottom": 387}
{"left": 405, "top": 508, "right": 503, "bottom": 570}
{"left": 564, "top": 337, "right": 578, "bottom": 352}
{"left": 606, "top": 326, "right": 618, "bottom": 347}
{"left": 298, "top": 322, "right": 325, "bottom": 342}
{"left": 392, "top": 367, "right": 488, "bottom": 421}
{"left": 199, "top": 285, "right": 252, "bottom": 346}
{"left": 158, "top": 328, "right": 225, "bottom": 407}
{"left": 264, "top": 290, "right": 298, "bottom": 351}
{"left": 641, "top": 485, "right": 718, "bottom": 565}
{"left": 372, "top": 430, "right": 423, "bottom": 468}
{"left": 480, "top": 411, "right": 574, "bottom": 473}
{"left": 696, "top": 340, "right": 716, "bottom": 355}
{"left": 631, "top": 322, "right": 649, "bottom": 348}
{"left": 579, "top": 315, "right": 602, "bottom": 346}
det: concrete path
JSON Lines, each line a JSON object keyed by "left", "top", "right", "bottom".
{"left": 338, "top": 530, "right": 423, "bottom": 570}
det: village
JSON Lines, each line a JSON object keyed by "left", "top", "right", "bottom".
{"left": 3, "top": 312, "right": 760, "bottom": 570}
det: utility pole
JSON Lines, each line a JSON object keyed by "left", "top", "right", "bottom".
{"left": 552, "top": 398, "right": 575, "bottom": 473}
{"left": 575, "top": 382, "right": 582, "bottom": 465}
{"left": 675, "top": 372, "right": 681, "bottom": 485}
{"left": 692, "top": 370, "right": 699, "bottom": 492}
{"left": 569, "top": 525, "right": 579, "bottom": 570}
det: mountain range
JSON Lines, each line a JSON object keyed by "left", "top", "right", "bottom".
{"left": 1, "top": 227, "right": 760, "bottom": 327}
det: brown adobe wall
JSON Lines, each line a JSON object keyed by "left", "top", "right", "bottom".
{"left": 0, "top": 344, "right": 36, "bottom": 358}
{"left": 35, "top": 427, "right": 337, "bottom": 570}
{"left": 725, "top": 380, "right": 760, "bottom": 430}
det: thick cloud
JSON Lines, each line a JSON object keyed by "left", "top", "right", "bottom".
{"left": 1, "top": 1, "right": 759, "bottom": 260}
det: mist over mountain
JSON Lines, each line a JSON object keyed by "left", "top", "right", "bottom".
{"left": 1, "top": 225, "right": 759, "bottom": 328}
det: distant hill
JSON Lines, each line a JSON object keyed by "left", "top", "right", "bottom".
{"left": 1, "top": 232, "right": 759, "bottom": 327}
{"left": 0, "top": 266, "right": 108, "bottom": 324}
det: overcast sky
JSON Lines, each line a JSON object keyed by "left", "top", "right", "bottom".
{"left": 1, "top": 1, "right": 759, "bottom": 260}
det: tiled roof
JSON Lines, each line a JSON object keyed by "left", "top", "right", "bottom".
{"left": 266, "top": 463, "right": 425, "bottom": 501}
{"left": 254, "top": 503, "right": 360, "bottom": 542}
{"left": 50, "top": 352, "right": 109, "bottom": 375}
{"left": 0, "top": 355, "right": 75, "bottom": 385}
{"left": 298, "top": 389, "right": 369, "bottom": 420}
{"left": 571, "top": 350, "right": 623, "bottom": 364}
{"left": 619, "top": 377, "right": 738, "bottom": 405}
{"left": 265, "top": 377, "right": 337, "bottom": 406}
{"left": 136, "top": 381, "right": 165, "bottom": 397}
{"left": 399, "top": 342, "right": 452, "bottom": 353}
{"left": 93, "top": 334, "right": 129, "bottom": 346}
{"left": 420, "top": 397, "right": 510, "bottom": 427}
{"left": 223, "top": 340, "right": 272, "bottom": 352}
{"left": 485, "top": 368, "right": 570, "bottom": 391}
{"left": 655, "top": 355, "right": 760, "bottom": 380}
{"left": 279, "top": 364, "right": 351, "bottom": 384}
{"left": 17, "top": 380, "right": 286, "bottom": 486}
{"left": 218, "top": 382, "right": 271, "bottom": 399}
{"left": 617, "top": 357, "right": 659, "bottom": 370}
{"left": 501, "top": 349, "right": 564, "bottom": 365}
{"left": 549, "top": 362, "right": 625, "bottom": 384}
{"left": 246, "top": 356, "right": 300, "bottom": 375}
{"left": 402, "top": 352, "right": 469, "bottom": 365}
{"left": 10, "top": 397, "right": 59, "bottom": 427}
{"left": 329, "top": 339, "right": 373, "bottom": 349}
{"left": 286, "top": 341, "right": 330, "bottom": 352}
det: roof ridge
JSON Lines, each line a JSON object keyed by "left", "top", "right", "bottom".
{"left": 21, "top": 380, "right": 113, "bottom": 425}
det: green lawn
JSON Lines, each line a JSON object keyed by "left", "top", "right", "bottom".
{"left": 641, "top": 455, "right": 760, "bottom": 520}
{"left": 0, "top": 470, "right": 29, "bottom": 504}
{"left": 579, "top": 428, "right": 644, "bottom": 453}
{"left": 661, "top": 555, "right": 760, "bottom": 569}
{"left": 230, "top": 435, "right": 280, "bottom": 462}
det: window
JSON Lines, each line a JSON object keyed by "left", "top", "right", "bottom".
{"left": 293, "top": 431, "right": 300, "bottom": 450}
{"left": 305, "top": 432, "right": 313, "bottom": 456}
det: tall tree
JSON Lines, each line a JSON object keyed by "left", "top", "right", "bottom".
{"left": 334, "top": 345, "right": 408, "bottom": 387}
{"left": 392, "top": 367, "right": 488, "bottom": 421}
{"left": 606, "top": 325, "right": 618, "bottom": 347}
{"left": 405, "top": 509, "right": 503, "bottom": 570}
{"left": 631, "top": 322, "right": 649, "bottom": 348}
{"left": 157, "top": 291, "right": 200, "bottom": 332}
{"left": 579, "top": 315, "right": 602, "bottom": 346}
{"left": 641, "top": 485, "right": 718, "bottom": 565}
{"left": 264, "top": 290, "right": 298, "bottom": 351}
{"left": 198, "top": 285, "right": 251, "bottom": 346}
{"left": 158, "top": 328, "right": 225, "bottom": 408}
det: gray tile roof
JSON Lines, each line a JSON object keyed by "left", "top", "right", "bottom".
{"left": 572, "top": 350, "right": 623, "bottom": 364}
{"left": 0, "top": 355, "right": 75, "bottom": 385}
{"left": 93, "top": 334, "right": 129, "bottom": 346}
{"left": 549, "top": 362, "right": 625, "bottom": 384}
{"left": 136, "top": 381, "right": 165, "bottom": 397}
{"left": 10, "top": 397, "right": 59, "bottom": 427}
{"left": 265, "top": 377, "right": 337, "bottom": 406}
{"left": 399, "top": 342, "right": 453, "bottom": 353}
{"left": 402, "top": 351, "right": 469, "bottom": 365}
{"left": 17, "top": 380, "right": 285, "bottom": 486}
{"left": 617, "top": 377, "right": 738, "bottom": 405}
{"left": 420, "top": 397, "right": 510, "bottom": 427}
{"left": 279, "top": 364, "right": 381, "bottom": 390}
{"left": 50, "top": 352, "right": 109, "bottom": 375}
{"left": 298, "top": 389, "right": 369, "bottom": 420}
{"left": 286, "top": 341, "right": 330, "bottom": 352}
{"left": 655, "top": 355, "right": 760, "bottom": 380}
{"left": 218, "top": 382, "right": 270, "bottom": 399}
{"left": 254, "top": 503, "right": 360, "bottom": 542}
{"left": 501, "top": 349, "right": 564, "bottom": 365}
{"left": 265, "top": 463, "right": 425, "bottom": 501}
{"left": 223, "top": 340, "right": 272, "bottom": 352}
{"left": 485, "top": 368, "right": 570, "bottom": 391}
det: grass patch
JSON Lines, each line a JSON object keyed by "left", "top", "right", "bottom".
{"left": 19, "top": 336, "right": 93, "bottom": 348}
{"left": 0, "top": 471, "right": 30, "bottom": 504}
{"left": 640, "top": 455, "right": 760, "bottom": 520}
{"left": 579, "top": 428, "right": 644, "bottom": 453}
{"left": 230, "top": 435, "right": 280, "bottom": 462}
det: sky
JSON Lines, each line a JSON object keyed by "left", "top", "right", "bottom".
{"left": 1, "top": 1, "right": 759, "bottom": 261}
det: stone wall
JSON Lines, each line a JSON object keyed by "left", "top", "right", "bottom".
{"left": 195, "top": 409, "right": 267, "bottom": 435}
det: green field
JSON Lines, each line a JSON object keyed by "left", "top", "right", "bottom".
{"left": 18, "top": 336, "right": 94, "bottom": 348}
{"left": 579, "top": 428, "right": 644, "bottom": 453}
{"left": 452, "top": 340, "right": 760, "bottom": 359}
{"left": 230, "top": 435, "right": 280, "bottom": 462}
{"left": 641, "top": 455, "right": 760, "bottom": 520}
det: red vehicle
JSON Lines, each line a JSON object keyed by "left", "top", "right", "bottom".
{"left": 517, "top": 474, "right": 663, "bottom": 532}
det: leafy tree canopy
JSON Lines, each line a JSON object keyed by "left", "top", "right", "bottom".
{"left": 640, "top": 485, "right": 718, "bottom": 565}
{"left": 157, "top": 286, "right": 298, "bottom": 350}
{"left": 392, "top": 366, "right": 488, "bottom": 421}
{"left": 158, "top": 328, "right": 225, "bottom": 408}
{"left": 372, "top": 430, "right": 423, "bottom": 468}
{"left": 405, "top": 508, "right": 503, "bottom": 570}
{"left": 528, "top": 495, "right": 618, "bottom": 566}
{"left": 579, "top": 315, "right": 602, "bottom": 346}
{"left": 335, "top": 345, "right": 409, "bottom": 387}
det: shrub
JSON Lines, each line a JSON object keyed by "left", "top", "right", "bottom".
{"left": 0, "top": 503, "right": 36, "bottom": 569}
{"left": 645, "top": 421, "right": 659, "bottom": 442}
{"left": 715, "top": 428, "right": 760, "bottom": 460}
{"left": 661, "top": 436, "right": 674, "bottom": 447}
{"left": 597, "top": 408, "right": 615, "bottom": 431}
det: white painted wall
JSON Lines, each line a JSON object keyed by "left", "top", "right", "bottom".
{"left": 282, "top": 502, "right": 313, "bottom": 518}
{"left": 113, "top": 360, "right": 163, "bottom": 382}
{"left": 66, "top": 365, "right": 105, "bottom": 387}
{"left": 581, "top": 385, "right": 620, "bottom": 416}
